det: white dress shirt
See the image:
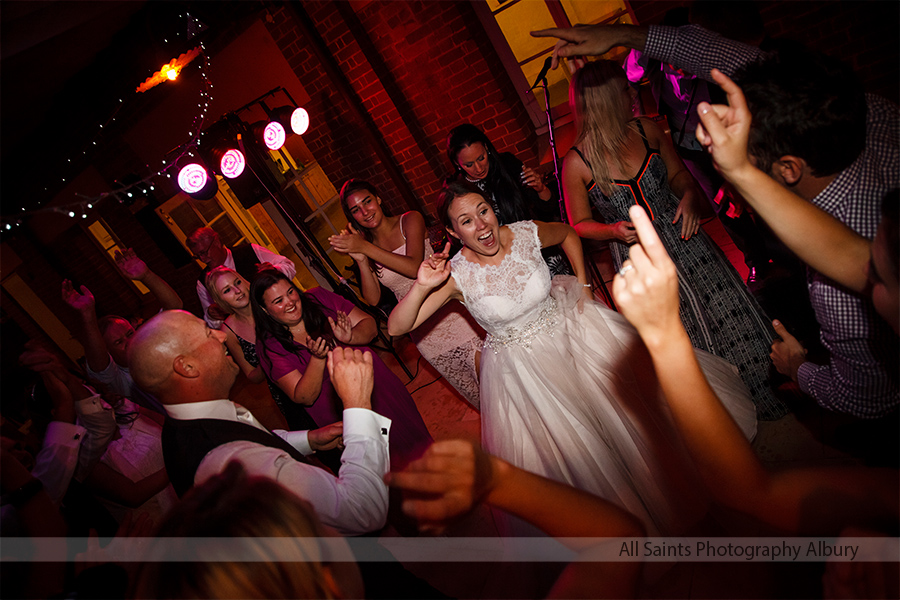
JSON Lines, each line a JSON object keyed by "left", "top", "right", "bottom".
{"left": 165, "top": 399, "right": 391, "bottom": 535}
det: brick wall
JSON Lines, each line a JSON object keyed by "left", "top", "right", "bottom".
{"left": 630, "top": 0, "right": 899, "bottom": 102}
{"left": 264, "top": 1, "right": 537, "bottom": 218}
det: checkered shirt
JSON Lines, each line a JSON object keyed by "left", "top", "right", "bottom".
{"left": 645, "top": 25, "right": 900, "bottom": 417}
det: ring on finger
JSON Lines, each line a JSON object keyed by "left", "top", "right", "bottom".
{"left": 617, "top": 264, "right": 635, "bottom": 277}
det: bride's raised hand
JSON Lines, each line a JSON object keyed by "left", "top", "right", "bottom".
{"left": 416, "top": 242, "right": 452, "bottom": 289}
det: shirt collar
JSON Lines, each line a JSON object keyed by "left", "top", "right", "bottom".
{"left": 165, "top": 399, "right": 239, "bottom": 422}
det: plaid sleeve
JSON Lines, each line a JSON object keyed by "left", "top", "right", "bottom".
{"left": 644, "top": 24, "right": 766, "bottom": 80}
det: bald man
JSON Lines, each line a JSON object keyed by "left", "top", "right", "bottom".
{"left": 186, "top": 228, "right": 295, "bottom": 328}
{"left": 127, "top": 310, "right": 391, "bottom": 535}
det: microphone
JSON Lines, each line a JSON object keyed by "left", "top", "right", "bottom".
{"left": 531, "top": 55, "right": 553, "bottom": 89}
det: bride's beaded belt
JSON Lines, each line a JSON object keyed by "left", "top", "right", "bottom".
{"left": 483, "top": 297, "right": 559, "bottom": 354}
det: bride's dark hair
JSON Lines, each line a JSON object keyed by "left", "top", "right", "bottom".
{"left": 437, "top": 178, "right": 490, "bottom": 231}
{"left": 251, "top": 269, "right": 334, "bottom": 371}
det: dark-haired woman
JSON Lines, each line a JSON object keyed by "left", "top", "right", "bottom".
{"left": 252, "top": 269, "right": 432, "bottom": 469}
{"left": 447, "top": 123, "right": 571, "bottom": 276}
{"left": 329, "top": 179, "right": 483, "bottom": 409}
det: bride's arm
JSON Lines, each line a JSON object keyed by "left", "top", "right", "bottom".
{"left": 536, "top": 221, "right": 593, "bottom": 300}
{"left": 388, "top": 244, "right": 461, "bottom": 335}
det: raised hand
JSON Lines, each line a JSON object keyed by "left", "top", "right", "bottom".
{"left": 612, "top": 205, "right": 682, "bottom": 349}
{"left": 113, "top": 248, "right": 149, "bottom": 281}
{"left": 327, "top": 346, "right": 374, "bottom": 410}
{"left": 328, "top": 311, "right": 353, "bottom": 344}
{"left": 415, "top": 242, "right": 452, "bottom": 289}
{"left": 531, "top": 25, "right": 622, "bottom": 69}
{"left": 61, "top": 280, "right": 95, "bottom": 313}
{"left": 387, "top": 439, "right": 495, "bottom": 534}
{"left": 308, "top": 422, "right": 344, "bottom": 451}
{"left": 306, "top": 336, "right": 331, "bottom": 360}
{"left": 695, "top": 69, "right": 754, "bottom": 178}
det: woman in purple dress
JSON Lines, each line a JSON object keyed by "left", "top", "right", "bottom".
{"left": 251, "top": 269, "right": 431, "bottom": 468}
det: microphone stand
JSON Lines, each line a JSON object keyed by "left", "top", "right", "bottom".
{"left": 533, "top": 74, "right": 566, "bottom": 223}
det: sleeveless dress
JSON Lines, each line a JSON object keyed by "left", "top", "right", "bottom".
{"left": 257, "top": 287, "right": 433, "bottom": 469}
{"left": 574, "top": 120, "right": 785, "bottom": 420}
{"left": 378, "top": 219, "right": 484, "bottom": 409}
{"left": 224, "top": 323, "right": 319, "bottom": 432}
{"left": 450, "top": 220, "right": 757, "bottom": 535}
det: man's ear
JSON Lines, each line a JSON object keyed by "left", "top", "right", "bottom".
{"left": 446, "top": 227, "right": 460, "bottom": 241}
{"left": 172, "top": 355, "right": 200, "bottom": 379}
{"left": 773, "top": 155, "right": 807, "bottom": 186}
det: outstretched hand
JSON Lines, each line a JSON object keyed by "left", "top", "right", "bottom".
{"left": 387, "top": 439, "right": 496, "bottom": 534}
{"left": 328, "top": 311, "right": 354, "bottom": 344}
{"left": 415, "top": 242, "right": 452, "bottom": 289}
{"left": 612, "top": 205, "right": 683, "bottom": 348}
{"left": 531, "top": 25, "right": 619, "bottom": 70}
{"left": 695, "top": 69, "right": 755, "bottom": 178}
{"left": 327, "top": 346, "right": 374, "bottom": 410}
{"left": 306, "top": 336, "right": 331, "bottom": 360}
{"left": 61, "top": 279, "right": 95, "bottom": 313}
{"left": 113, "top": 248, "right": 149, "bottom": 281}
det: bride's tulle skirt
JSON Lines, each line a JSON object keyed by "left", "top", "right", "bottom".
{"left": 479, "top": 276, "right": 757, "bottom": 536}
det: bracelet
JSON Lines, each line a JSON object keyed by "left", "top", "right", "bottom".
{"left": 583, "top": 284, "right": 592, "bottom": 288}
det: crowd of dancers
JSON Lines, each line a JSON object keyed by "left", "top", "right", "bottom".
{"left": 3, "top": 16, "right": 898, "bottom": 600}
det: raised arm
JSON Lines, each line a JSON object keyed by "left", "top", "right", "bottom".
{"left": 389, "top": 439, "right": 644, "bottom": 599}
{"left": 329, "top": 306, "right": 377, "bottom": 346}
{"left": 697, "top": 70, "right": 871, "bottom": 292}
{"left": 114, "top": 248, "right": 183, "bottom": 310}
{"left": 387, "top": 244, "right": 461, "bottom": 335}
{"left": 536, "top": 221, "right": 593, "bottom": 304}
{"left": 613, "top": 205, "right": 898, "bottom": 532}
{"left": 61, "top": 280, "right": 111, "bottom": 373}
{"left": 271, "top": 339, "right": 330, "bottom": 407}
{"left": 531, "top": 24, "right": 649, "bottom": 69}
{"left": 562, "top": 150, "right": 637, "bottom": 244}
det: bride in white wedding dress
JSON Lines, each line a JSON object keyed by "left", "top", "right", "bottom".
{"left": 389, "top": 180, "right": 757, "bottom": 535}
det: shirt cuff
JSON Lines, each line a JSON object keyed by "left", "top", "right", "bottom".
{"left": 343, "top": 407, "right": 391, "bottom": 441}
{"left": 275, "top": 429, "right": 313, "bottom": 456}
{"left": 796, "top": 361, "right": 817, "bottom": 395}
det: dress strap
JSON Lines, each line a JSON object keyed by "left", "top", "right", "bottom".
{"left": 634, "top": 119, "right": 654, "bottom": 154}
{"left": 571, "top": 147, "right": 597, "bottom": 191}
{"left": 398, "top": 212, "right": 407, "bottom": 241}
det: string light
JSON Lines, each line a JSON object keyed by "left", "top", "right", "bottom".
{"left": 1, "top": 12, "right": 212, "bottom": 235}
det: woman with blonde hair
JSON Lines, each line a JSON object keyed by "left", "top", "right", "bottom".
{"left": 205, "top": 267, "right": 317, "bottom": 432}
{"left": 562, "top": 60, "right": 784, "bottom": 420}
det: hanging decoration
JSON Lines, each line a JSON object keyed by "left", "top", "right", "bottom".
{"left": 136, "top": 46, "right": 202, "bottom": 93}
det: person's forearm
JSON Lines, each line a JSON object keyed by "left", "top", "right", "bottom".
{"left": 388, "top": 282, "right": 432, "bottom": 335}
{"left": 728, "top": 167, "right": 870, "bottom": 292}
{"left": 573, "top": 219, "right": 623, "bottom": 242}
{"left": 347, "top": 317, "right": 377, "bottom": 346}
{"left": 560, "top": 228, "right": 589, "bottom": 285}
{"left": 643, "top": 329, "right": 771, "bottom": 513}
{"left": 669, "top": 169, "right": 696, "bottom": 202}
{"left": 139, "top": 271, "right": 183, "bottom": 310}
{"left": 358, "top": 243, "right": 422, "bottom": 279}
{"left": 75, "top": 310, "right": 112, "bottom": 373}
{"left": 486, "top": 455, "right": 644, "bottom": 541}
{"left": 290, "top": 359, "right": 327, "bottom": 406}
{"left": 355, "top": 259, "right": 383, "bottom": 306}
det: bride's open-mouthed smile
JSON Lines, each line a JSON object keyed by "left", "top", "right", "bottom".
{"left": 448, "top": 193, "right": 502, "bottom": 257}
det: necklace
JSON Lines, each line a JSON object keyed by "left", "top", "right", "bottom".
{"left": 464, "top": 174, "right": 482, "bottom": 184}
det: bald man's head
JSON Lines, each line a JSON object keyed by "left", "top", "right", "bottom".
{"left": 128, "top": 310, "right": 238, "bottom": 402}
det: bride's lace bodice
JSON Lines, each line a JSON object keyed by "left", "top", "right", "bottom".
{"left": 450, "top": 221, "right": 557, "bottom": 351}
